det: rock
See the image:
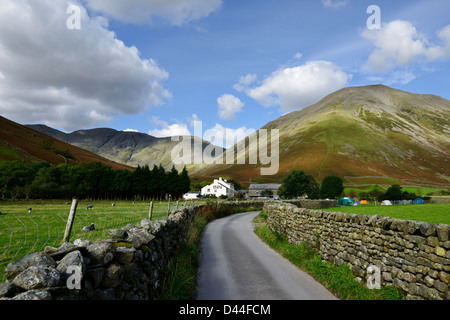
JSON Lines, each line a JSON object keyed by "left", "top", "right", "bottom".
{"left": 12, "top": 265, "right": 60, "bottom": 290}
{"left": 85, "top": 268, "right": 105, "bottom": 289}
{"left": 419, "top": 223, "right": 436, "bottom": 237}
{"left": 436, "top": 224, "right": 450, "bottom": 242}
{"left": 56, "top": 250, "right": 85, "bottom": 283}
{"left": 115, "top": 247, "right": 136, "bottom": 265}
{"left": 129, "top": 229, "right": 155, "bottom": 245}
{"left": 100, "top": 264, "right": 124, "bottom": 289}
{"left": 0, "top": 282, "right": 21, "bottom": 298}
{"left": 4, "top": 252, "right": 56, "bottom": 281}
{"left": 74, "top": 238, "right": 91, "bottom": 247}
{"left": 109, "top": 229, "right": 128, "bottom": 241}
{"left": 11, "top": 290, "right": 52, "bottom": 300}
{"left": 86, "top": 241, "right": 116, "bottom": 266}
{"left": 125, "top": 234, "right": 142, "bottom": 248}
{"left": 141, "top": 219, "right": 151, "bottom": 228}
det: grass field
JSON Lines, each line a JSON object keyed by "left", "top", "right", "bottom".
{"left": 0, "top": 199, "right": 190, "bottom": 282}
{"left": 321, "top": 203, "right": 450, "bottom": 225}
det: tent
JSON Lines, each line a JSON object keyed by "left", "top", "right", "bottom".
{"left": 413, "top": 198, "right": 425, "bottom": 204}
{"left": 338, "top": 197, "right": 354, "bottom": 206}
{"left": 360, "top": 200, "right": 368, "bottom": 205}
{"left": 381, "top": 200, "right": 392, "bottom": 206}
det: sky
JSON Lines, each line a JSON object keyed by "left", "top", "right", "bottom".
{"left": 0, "top": 0, "right": 449, "bottom": 148}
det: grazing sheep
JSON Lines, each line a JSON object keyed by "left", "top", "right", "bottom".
{"left": 86, "top": 204, "right": 94, "bottom": 210}
{"left": 82, "top": 223, "right": 95, "bottom": 232}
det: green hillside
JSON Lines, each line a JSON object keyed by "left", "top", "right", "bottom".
{"left": 191, "top": 85, "right": 450, "bottom": 189}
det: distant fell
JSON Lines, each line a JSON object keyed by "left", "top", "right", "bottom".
{"left": 27, "top": 124, "right": 225, "bottom": 171}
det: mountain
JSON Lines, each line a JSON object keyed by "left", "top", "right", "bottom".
{"left": 190, "top": 85, "right": 450, "bottom": 188}
{"left": 0, "top": 116, "right": 132, "bottom": 170}
{"left": 26, "top": 125, "right": 224, "bottom": 171}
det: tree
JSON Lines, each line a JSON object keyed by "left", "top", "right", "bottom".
{"left": 227, "top": 179, "right": 242, "bottom": 191}
{"left": 320, "top": 176, "right": 344, "bottom": 199}
{"left": 383, "top": 184, "right": 403, "bottom": 201}
{"left": 278, "top": 170, "right": 316, "bottom": 199}
{"left": 178, "top": 166, "right": 191, "bottom": 196}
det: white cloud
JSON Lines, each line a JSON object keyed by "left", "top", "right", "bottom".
{"left": 217, "top": 94, "right": 244, "bottom": 121}
{"left": 233, "top": 74, "right": 257, "bottom": 92}
{"left": 149, "top": 114, "right": 254, "bottom": 149}
{"left": 293, "top": 52, "right": 303, "bottom": 60}
{"left": 367, "top": 71, "right": 416, "bottom": 86}
{"left": 83, "top": 0, "right": 222, "bottom": 25}
{"left": 0, "top": 0, "right": 171, "bottom": 131}
{"left": 123, "top": 129, "right": 139, "bottom": 133}
{"left": 245, "top": 61, "right": 351, "bottom": 112}
{"left": 361, "top": 20, "right": 450, "bottom": 73}
{"left": 203, "top": 124, "right": 255, "bottom": 149}
{"left": 322, "top": 0, "right": 349, "bottom": 8}
{"left": 148, "top": 116, "right": 191, "bottom": 137}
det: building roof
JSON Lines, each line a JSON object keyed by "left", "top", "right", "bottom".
{"left": 249, "top": 184, "right": 282, "bottom": 190}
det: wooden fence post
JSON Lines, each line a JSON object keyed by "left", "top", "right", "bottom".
{"left": 63, "top": 198, "right": 78, "bottom": 243}
{"left": 149, "top": 201, "right": 153, "bottom": 220}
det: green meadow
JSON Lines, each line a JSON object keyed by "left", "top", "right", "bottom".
{"left": 321, "top": 203, "right": 450, "bottom": 225}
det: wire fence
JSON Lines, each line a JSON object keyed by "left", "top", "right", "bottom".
{"left": 0, "top": 200, "right": 176, "bottom": 283}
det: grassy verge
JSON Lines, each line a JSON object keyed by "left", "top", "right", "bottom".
{"left": 253, "top": 211, "right": 405, "bottom": 300}
{"left": 159, "top": 215, "right": 208, "bottom": 300}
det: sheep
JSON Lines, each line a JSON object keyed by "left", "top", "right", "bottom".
{"left": 82, "top": 223, "right": 95, "bottom": 232}
{"left": 86, "top": 204, "right": 94, "bottom": 210}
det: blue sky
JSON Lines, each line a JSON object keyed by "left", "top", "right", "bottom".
{"left": 0, "top": 0, "right": 449, "bottom": 148}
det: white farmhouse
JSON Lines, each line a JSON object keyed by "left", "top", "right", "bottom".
{"left": 201, "top": 177, "right": 235, "bottom": 198}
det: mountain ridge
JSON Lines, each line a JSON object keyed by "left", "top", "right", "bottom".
{"left": 26, "top": 124, "right": 225, "bottom": 171}
{"left": 190, "top": 84, "right": 450, "bottom": 188}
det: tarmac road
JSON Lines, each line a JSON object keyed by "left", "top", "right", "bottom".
{"left": 195, "top": 211, "right": 338, "bottom": 300}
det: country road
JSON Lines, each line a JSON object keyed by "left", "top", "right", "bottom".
{"left": 195, "top": 211, "right": 338, "bottom": 300}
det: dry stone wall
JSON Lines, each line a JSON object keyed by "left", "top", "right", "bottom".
{"left": 264, "top": 201, "right": 450, "bottom": 300}
{"left": 0, "top": 201, "right": 264, "bottom": 300}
